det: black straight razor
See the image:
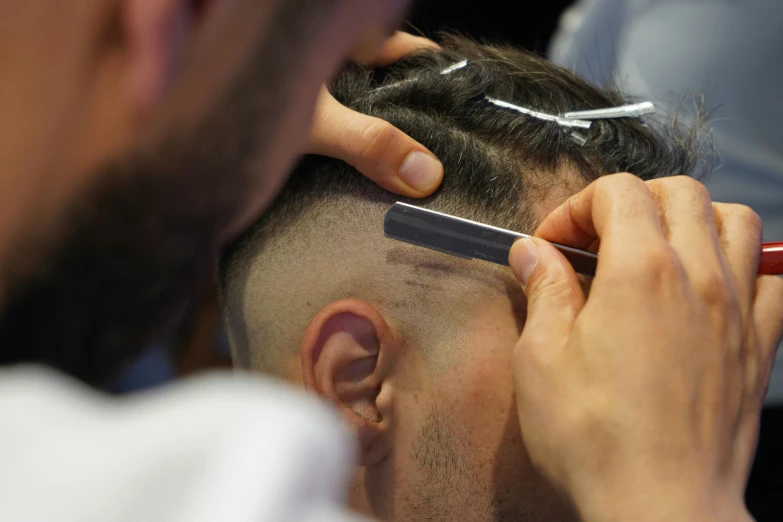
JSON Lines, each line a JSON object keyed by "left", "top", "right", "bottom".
{"left": 383, "top": 202, "right": 598, "bottom": 277}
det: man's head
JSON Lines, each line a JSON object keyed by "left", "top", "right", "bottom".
{"left": 220, "top": 36, "right": 709, "bottom": 521}
{"left": 0, "top": 0, "right": 411, "bottom": 383}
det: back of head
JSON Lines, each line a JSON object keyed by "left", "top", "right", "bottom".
{"left": 219, "top": 34, "right": 713, "bottom": 522}
{"left": 219, "top": 34, "right": 709, "bottom": 375}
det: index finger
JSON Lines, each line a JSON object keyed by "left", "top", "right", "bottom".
{"left": 308, "top": 87, "right": 443, "bottom": 196}
{"left": 535, "top": 173, "right": 667, "bottom": 262}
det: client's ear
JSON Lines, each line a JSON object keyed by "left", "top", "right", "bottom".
{"left": 301, "top": 299, "right": 398, "bottom": 467}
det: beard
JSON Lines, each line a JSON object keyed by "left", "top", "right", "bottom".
{"left": 403, "top": 399, "right": 575, "bottom": 522}
{"left": 0, "top": 0, "right": 334, "bottom": 387}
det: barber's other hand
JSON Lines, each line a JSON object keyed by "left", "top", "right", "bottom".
{"left": 308, "top": 32, "right": 443, "bottom": 197}
{"left": 509, "top": 174, "right": 783, "bottom": 522}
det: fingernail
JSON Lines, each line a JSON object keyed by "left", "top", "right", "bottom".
{"left": 510, "top": 239, "right": 539, "bottom": 287}
{"left": 399, "top": 151, "right": 443, "bottom": 192}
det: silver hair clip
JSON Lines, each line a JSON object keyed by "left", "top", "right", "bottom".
{"left": 440, "top": 59, "right": 469, "bottom": 75}
{"left": 564, "top": 101, "right": 655, "bottom": 120}
{"left": 569, "top": 131, "right": 588, "bottom": 146}
{"left": 373, "top": 60, "right": 470, "bottom": 94}
{"left": 374, "top": 59, "right": 653, "bottom": 148}
{"left": 373, "top": 78, "right": 414, "bottom": 92}
{"left": 485, "top": 97, "right": 592, "bottom": 129}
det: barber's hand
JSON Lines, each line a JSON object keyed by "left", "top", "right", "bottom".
{"left": 508, "top": 174, "right": 783, "bottom": 522}
{"left": 308, "top": 32, "right": 444, "bottom": 197}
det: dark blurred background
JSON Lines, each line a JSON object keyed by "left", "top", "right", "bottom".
{"left": 407, "top": 0, "right": 570, "bottom": 53}
{"left": 116, "top": 0, "right": 782, "bottom": 518}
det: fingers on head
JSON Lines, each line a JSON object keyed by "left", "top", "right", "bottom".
{"left": 353, "top": 117, "right": 442, "bottom": 195}
{"left": 310, "top": 99, "right": 443, "bottom": 196}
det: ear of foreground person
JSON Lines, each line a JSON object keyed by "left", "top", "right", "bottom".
{"left": 218, "top": 35, "right": 720, "bottom": 522}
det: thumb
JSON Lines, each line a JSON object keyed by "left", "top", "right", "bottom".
{"left": 308, "top": 87, "right": 443, "bottom": 197}
{"left": 510, "top": 238, "right": 586, "bottom": 349}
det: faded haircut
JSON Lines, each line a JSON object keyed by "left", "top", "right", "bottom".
{"left": 219, "top": 35, "right": 712, "bottom": 371}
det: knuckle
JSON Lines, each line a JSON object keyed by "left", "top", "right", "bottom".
{"left": 639, "top": 244, "right": 680, "bottom": 277}
{"left": 606, "top": 244, "right": 684, "bottom": 291}
{"left": 698, "top": 269, "right": 736, "bottom": 312}
{"left": 726, "top": 204, "right": 764, "bottom": 237}
{"left": 656, "top": 175, "right": 711, "bottom": 204}
{"left": 597, "top": 172, "right": 646, "bottom": 192}
{"left": 673, "top": 175, "right": 708, "bottom": 195}
{"left": 678, "top": 177, "right": 713, "bottom": 207}
{"left": 357, "top": 120, "right": 396, "bottom": 164}
{"left": 689, "top": 180, "right": 712, "bottom": 204}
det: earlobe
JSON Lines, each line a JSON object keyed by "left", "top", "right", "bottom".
{"left": 123, "top": 0, "right": 194, "bottom": 112}
{"left": 301, "top": 299, "right": 398, "bottom": 467}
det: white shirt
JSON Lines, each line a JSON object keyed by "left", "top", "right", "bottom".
{"left": 549, "top": 0, "right": 783, "bottom": 404}
{"left": 0, "top": 366, "right": 368, "bottom": 522}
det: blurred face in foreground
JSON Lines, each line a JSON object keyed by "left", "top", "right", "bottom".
{"left": 0, "top": 0, "right": 412, "bottom": 381}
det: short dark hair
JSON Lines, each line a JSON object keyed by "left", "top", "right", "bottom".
{"left": 219, "top": 34, "right": 711, "bottom": 369}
